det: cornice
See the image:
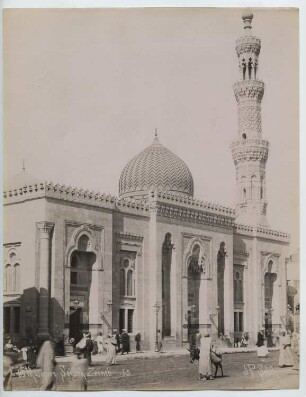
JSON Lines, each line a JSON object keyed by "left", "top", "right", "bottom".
{"left": 234, "top": 223, "right": 290, "bottom": 243}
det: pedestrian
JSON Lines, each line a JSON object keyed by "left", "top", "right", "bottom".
{"left": 256, "top": 328, "right": 269, "bottom": 358}
{"left": 120, "top": 329, "right": 130, "bottom": 354}
{"left": 83, "top": 333, "right": 94, "bottom": 366}
{"left": 135, "top": 331, "right": 141, "bottom": 353}
{"left": 189, "top": 331, "right": 200, "bottom": 363}
{"left": 4, "top": 338, "right": 14, "bottom": 352}
{"left": 157, "top": 330, "right": 163, "bottom": 352}
{"left": 20, "top": 345, "right": 29, "bottom": 368}
{"left": 96, "top": 332, "right": 104, "bottom": 354}
{"left": 27, "top": 339, "right": 38, "bottom": 369}
{"left": 36, "top": 335, "right": 56, "bottom": 391}
{"left": 70, "top": 348, "right": 88, "bottom": 390}
{"left": 3, "top": 354, "right": 13, "bottom": 391}
{"left": 291, "top": 332, "right": 299, "bottom": 370}
{"left": 198, "top": 333, "right": 213, "bottom": 381}
{"left": 104, "top": 334, "right": 117, "bottom": 365}
{"left": 113, "top": 329, "right": 120, "bottom": 353}
{"left": 279, "top": 330, "right": 293, "bottom": 367}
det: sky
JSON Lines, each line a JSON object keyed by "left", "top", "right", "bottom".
{"left": 3, "top": 8, "right": 299, "bottom": 251}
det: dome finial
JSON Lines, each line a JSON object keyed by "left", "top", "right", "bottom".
{"left": 242, "top": 9, "right": 253, "bottom": 32}
{"left": 22, "top": 159, "right": 25, "bottom": 172}
{"left": 153, "top": 128, "right": 159, "bottom": 144}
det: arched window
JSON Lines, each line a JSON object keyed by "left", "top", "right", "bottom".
{"left": 127, "top": 270, "right": 133, "bottom": 296}
{"left": 120, "top": 269, "right": 126, "bottom": 296}
{"left": 251, "top": 175, "right": 256, "bottom": 200}
{"left": 13, "top": 264, "right": 20, "bottom": 291}
{"left": 5, "top": 264, "right": 12, "bottom": 292}
{"left": 242, "top": 133, "right": 246, "bottom": 139}
{"left": 234, "top": 269, "right": 243, "bottom": 302}
{"left": 78, "top": 234, "right": 90, "bottom": 251}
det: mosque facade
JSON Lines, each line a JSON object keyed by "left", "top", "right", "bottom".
{"left": 3, "top": 12, "right": 290, "bottom": 350}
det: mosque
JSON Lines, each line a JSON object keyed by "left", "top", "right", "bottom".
{"left": 3, "top": 11, "right": 290, "bottom": 350}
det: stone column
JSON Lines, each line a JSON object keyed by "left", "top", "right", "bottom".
{"left": 182, "top": 275, "right": 188, "bottom": 343}
{"left": 223, "top": 253, "right": 233, "bottom": 338}
{"left": 149, "top": 196, "right": 158, "bottom": 350}
{"left": 37, "top": 221, "right": 54, "bottom": 337}
{"left": 89, "top": 264, "right": 102, "bottom": 335}
{"left": 199, "top": 276, "right": 211, "bottom": 334}
{"left": 170, "top": 247, "right": 177, "bottom": 337}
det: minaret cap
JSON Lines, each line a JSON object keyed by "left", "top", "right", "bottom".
{"left": 242, "top": 9, "right": 253, "bottom": 31}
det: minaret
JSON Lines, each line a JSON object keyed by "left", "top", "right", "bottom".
{"left": 231, "top": 10, "right": 269, "bottom": 226}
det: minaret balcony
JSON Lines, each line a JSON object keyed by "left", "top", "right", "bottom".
{"left": 233, "top": 80, "right": 265, "bottom": 102}
{"left": 236, "top": 35, "right": 261, "bottom": 56}
{"left": 231, "top": 139, "right": 269, "bottom": 165}
{"left": 230, "top": 138, "right": 269, "bottom": 149}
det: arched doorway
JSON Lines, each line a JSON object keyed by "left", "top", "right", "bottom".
{"left": 162, "top": 233, "right": 173, "bottom": 337}
{"left": 69, "top": 234, "right": 96, "bottom": 342}
{"left": 187, "top": 244, "right": 201, "bottom": 338}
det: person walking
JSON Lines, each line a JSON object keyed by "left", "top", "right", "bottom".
{"left": 135, "top": 331, "right": 141, "bottom": 353}
{"left": 104, "top": 334, "right": 117, "bottom": 365}
{"left": 113, "top": 329, "right": 120, "bottom": 353}
{"left": 120, "top": 329, "right": 130, "bottom": 354}
{"left": 83, "top": 333, "right": 94, "bottom": 366}
{"left": 198, "top": 333, "right": 213, "bottom": 381}
{"left": 36, "top": 335, "right": 56, "bottom": 391}
{"left": 157, "top": 330, "right": 163, "bottom": 352}
{"left": 96, "top": 332, "right": 104, "bottom": 354}
{"left": 70, "top": 348, "right": 88, "bottom": 390}
{"left": 3, "top": 354, "right": 13, "bottom": 391}
{"left": 256, "top": 328, "right": 269, "bottom": 358}
{"left": 291, "top": 332, "right": 299, "bottom": 370}
{"left": 279, "top": 330, "right": 293, "bottom": 367}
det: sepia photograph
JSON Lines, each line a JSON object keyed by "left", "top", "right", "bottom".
{"left": 2, "top": 4, "right": 301, "bottom": 393}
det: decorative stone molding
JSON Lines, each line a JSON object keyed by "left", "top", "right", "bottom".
{"left": 115, "top": 232, "right": 143, "bottom": 255}
{"left": 234, "top": 223, "right": 290, "bottom": 242}
{"left": 182, "top": 233, "right": 212, "bottom": 278}
{"left": 238, "top": 104, "right": 262, "bottom": 136}
{"left": 231, "top": 142, "right": 269, "bottom": 165}
{"left": 261, "top": 252, "right": 281, "bottom": 277}
{"left": 3, "top": 243, "right": 21, "bottom": 265}
{"left": 233, "top": 80, "right": 265, "bottom": 102}
{"left": 236, "top": 35, "right": 261, "bottom": 56}
{"left": 157, "top": 204, "right": 235, "bottom": 230}
{"left": 155, "top": 190, "right": 235, "bottom": 216}
{"left": 64, "top": 222, "right": 103, "bottom": 269}
{"left": 36, "top": 221, "right": 54, "bottom": 238}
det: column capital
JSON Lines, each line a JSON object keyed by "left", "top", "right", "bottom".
{"left": 37, "top": 221, "right": 54, "bottom": 238}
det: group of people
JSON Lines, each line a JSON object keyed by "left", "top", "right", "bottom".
{"left": 256, "top": 327, "right": 300, "bottom": 369}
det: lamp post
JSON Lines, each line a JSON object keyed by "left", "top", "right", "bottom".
{"left": 191, "top": 304, "right": 196, "bottom": 335}
{"left": 154, "top": 301, "right": 161, "bottom": 352}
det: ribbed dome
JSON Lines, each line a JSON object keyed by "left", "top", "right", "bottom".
{"left": 119, "top": 134, "right": 194, "bottom": 199}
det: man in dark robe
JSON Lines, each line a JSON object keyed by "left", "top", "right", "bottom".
{"left": 135, "top": 331, "right": 141, "bottom": 353}
{"left": 83, "top": 333, "right": 94, "bottom": 365}
{"left": 120, "top": 329, "right": 130, "bottom": 354}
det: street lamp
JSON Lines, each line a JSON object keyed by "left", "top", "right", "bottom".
{"left": 154, "top": 301, "right": 161, "bottom": 352}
